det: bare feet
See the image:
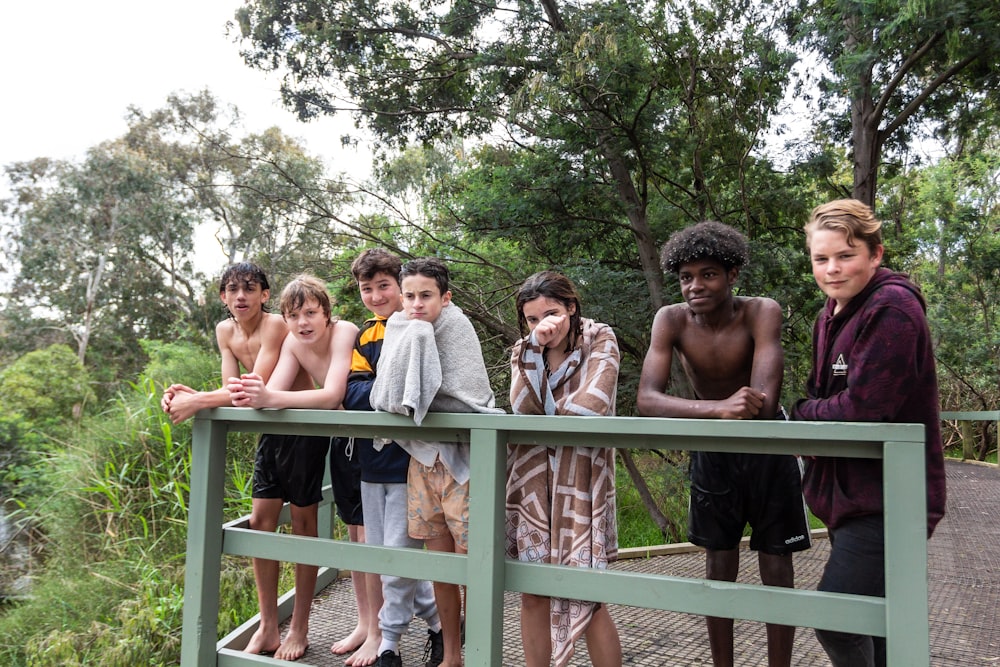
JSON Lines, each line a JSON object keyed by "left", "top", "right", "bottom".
{"left": 344, "top": 633, "right": 382, "bottom": 666}
{"left": 330, "top": 624, "right": 367, "bottom": 655}
{"left": 275, "top": 628, "right": 310, "bottom": 661}
{"left": 244, "top": 625, "right": 280, "bottom": 655}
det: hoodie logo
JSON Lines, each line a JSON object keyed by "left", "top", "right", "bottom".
{"left": 832, "top": 354, "right": 848, "bottom": 376}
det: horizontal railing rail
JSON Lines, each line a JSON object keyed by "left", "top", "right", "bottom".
{"left": 941, "top": 410, "right": 999, "bottom": 462}
{"left": 180, "top": 409, "right": 929, "bottom": 667}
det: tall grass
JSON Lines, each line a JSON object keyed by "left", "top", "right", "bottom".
{"left": 616, "top": 450, "right": 690, "bottom": 548}
{"left": 0, "top": 366, "right": 262, "bottom": 666}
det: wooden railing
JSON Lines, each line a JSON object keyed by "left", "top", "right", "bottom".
{"left": 180, "top": 409, "right": 930, "bottom": 666}
{"left": 940, "top": 410, "right": 1000, "bottom": 463}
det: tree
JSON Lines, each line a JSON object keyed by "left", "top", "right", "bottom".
{"left": 793, "top": 0, "right": 1000, "bottom": 206}
{"left": 0, "top": 344, "right": 95, "bottom": 428}
{"left": 234, "top": 0, "right": 799, "bottom": 311}
{"left": 1, "top": 91, "right": 352, "bottom": 382}
{"left": 121, "top": 90, "right": 351, "bottom": 286}
{"left": 886, "top": 149, "right": 1000, "bottom": 458}
{"left": 3, "top": 144, "right": 193, "bottom": 372}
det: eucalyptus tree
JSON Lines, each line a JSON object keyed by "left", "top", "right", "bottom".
{"left": 235, "top": 0, "right": 807, "bottom": 539}
{"left": 122, "top": 90, "right": 350, "bottom": 286}
{"left": 2, "top": 144, "right": 193, "bottom": 375}
{"left": 793, "top": 0, "right": 1000, "bottom": 207}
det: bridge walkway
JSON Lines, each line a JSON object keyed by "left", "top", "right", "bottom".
{"left": 282, "top": 459, "right": 998, "bottom": 666}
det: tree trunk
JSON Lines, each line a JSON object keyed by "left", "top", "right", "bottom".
{"left": 847, "top": 15, "right": 880, "bottom": 208}
{"left": 618, "top": 449, "right": 682, "bottom": 542}
{"left": 601, "top": 145, "right": 665, "bottom": 310}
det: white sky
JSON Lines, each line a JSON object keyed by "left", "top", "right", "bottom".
{"left": 0, "top": 0, "right": 371, "bottom": 176}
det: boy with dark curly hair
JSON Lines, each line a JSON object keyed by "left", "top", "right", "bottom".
{"left": 637, "top": 221, "right": 810, "bottom": 667}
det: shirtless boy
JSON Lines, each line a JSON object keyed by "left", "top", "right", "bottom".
{"left": 228, "top": 274, "right": 360, "bottom": 661}
{"left": 636, "top": 221, "right": 810, "bottom": 667}
{"left": 160, "top": 262, "right": 288, "bottom": 424}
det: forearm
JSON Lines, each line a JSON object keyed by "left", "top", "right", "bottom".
{"left": 637, "top": 392, "right": 728, "bottom": 419}
{"left": 256, "top": 388, "right": 343, "bottom": 410}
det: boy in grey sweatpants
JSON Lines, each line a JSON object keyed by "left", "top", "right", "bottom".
{"left": 342, "top": 249, "right": 443, "bottom": 667}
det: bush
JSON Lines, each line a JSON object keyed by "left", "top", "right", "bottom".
{"left": 0, "top": 347, "right": 259, "bottom": 666}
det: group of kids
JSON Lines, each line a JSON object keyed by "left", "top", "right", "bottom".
{"left": 161, "top": 198, "right": 946, "bottom": 667}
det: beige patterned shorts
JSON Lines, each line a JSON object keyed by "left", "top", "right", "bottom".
{"left": 407, "top": 457, "right": 469, "bottom": 549}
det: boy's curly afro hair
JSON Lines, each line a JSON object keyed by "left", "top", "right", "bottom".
{"left": 660, "top": 221, "right": 750, "bottom": 274}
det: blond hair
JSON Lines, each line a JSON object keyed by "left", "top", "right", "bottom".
{"left": 805, "top": 199, "right": 882, "bottom": 253}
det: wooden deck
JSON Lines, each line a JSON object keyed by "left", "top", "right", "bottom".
{"left": 274, "top": 459, "right": 998, "bottom": 665}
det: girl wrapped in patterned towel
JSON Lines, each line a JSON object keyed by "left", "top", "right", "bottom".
{"left": 506, "top": 270, "right": 622, "bottom": 667}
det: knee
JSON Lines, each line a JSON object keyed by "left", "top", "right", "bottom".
{"left": 249, "top": 513, "right": 278, "bottom": 532}
{"left": 521, "top": 593, "right": 549, "bottom": 613}
{"left": 290, "top": 515, "right": 318, "bottom": 537}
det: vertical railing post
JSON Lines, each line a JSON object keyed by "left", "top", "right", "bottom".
{"left": 464, "top": 428, "right": 507, "bottom": 667}
{"left": 882, "top": 438, "right": 929, "bottom": 667}
{"left": 180, "top": 416, "right": 229, "bottom": 667}
{"left": 960, "top": 420, "right": 975, "bottom": 461}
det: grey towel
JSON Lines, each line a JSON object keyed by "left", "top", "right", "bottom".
{"left": 370, "top": 303, "right": 502, "bottom": 483}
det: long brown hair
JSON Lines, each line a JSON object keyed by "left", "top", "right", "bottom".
{"left": 515, "top": 271, "right": 584, "bottom": 352}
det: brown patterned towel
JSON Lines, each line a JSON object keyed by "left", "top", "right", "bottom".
{"left": 507, "top": 318, "right": 620, "bottom": 666}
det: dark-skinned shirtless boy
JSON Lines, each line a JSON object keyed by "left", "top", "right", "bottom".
{"left": 636, "top": 221, "right": 810, "bottom": 667}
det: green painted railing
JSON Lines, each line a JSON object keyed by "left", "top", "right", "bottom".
{"left": 940, "top": 410, "right": 1000, "bottom": 462}
{"left": 180, "top": 408, "right": 930, "bottom": 666}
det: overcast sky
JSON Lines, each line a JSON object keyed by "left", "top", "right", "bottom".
{"left": 0, "top": 0, "right": 369, "bottom": 175}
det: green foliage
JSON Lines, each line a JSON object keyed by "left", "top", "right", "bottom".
{"left": 615, "top": 451, "right": 690, "bottom": 547}
{"left": 138, "top": 339, "right": 220, "bottom": 393}
{"left": 792, "top": 0, "right": 1000, "bottom": 203}
{"left": 889, "top": 149, "right": 1000, "bottom": 419}
{"left": 0, "top": 359, "right": 258, "bottom": 666}
{"left": 0, "top": 413, "right": 48, "bottom": 500}
{"left": 0, "top": 345, "right": 94, "bottom": 429}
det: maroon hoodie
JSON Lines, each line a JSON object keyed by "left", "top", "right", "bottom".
{"left": 792, "top": 268, "right": 946, "bottom": 535}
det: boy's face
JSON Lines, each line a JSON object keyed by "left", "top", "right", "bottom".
{"left": 677, "top": 259, "right": 738, "bottom": 315}
{"left": 809, "top": 228, "right": 883, "bottom": 312}
{"left": 283, "top": 296, "right": 328, "bottom": 343}
{"left": 401, "top": 274, "right": 451, "bottom": 323}
{"left": 220, "top": 278, "right": 269, "bottom": 321}
{"left": 358, "top": 271, "right": 403, "bottom": 319}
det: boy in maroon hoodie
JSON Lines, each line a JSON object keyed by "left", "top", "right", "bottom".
{"left": 793, "top": 199, "right": 946, "bottom": 667}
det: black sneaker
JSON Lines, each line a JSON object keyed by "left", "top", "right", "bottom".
{"left": 375, "top": 649, "right": 403, "bottom": 667}
{"left": 423, "top": 629, "right": 444, "bottom": 667}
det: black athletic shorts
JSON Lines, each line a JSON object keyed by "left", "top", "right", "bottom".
{"left": 252, "top": 433, "right": 330, "bottom": 507}
{"left": 329, "top": 436, "right": 364, "bottom": 525}
{"left": 687, "top": 451, "right": 811, "bottom": 555}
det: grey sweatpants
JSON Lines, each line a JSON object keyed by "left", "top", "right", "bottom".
{"left": 361, "top": 481, "right": 439, "bottom": 642}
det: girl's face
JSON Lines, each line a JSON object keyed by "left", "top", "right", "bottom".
{"left": 521, "top": 296, "right": 575, "bottom": 349}
{"left": 809, "top": 228, "right": 884, "bottom": 313}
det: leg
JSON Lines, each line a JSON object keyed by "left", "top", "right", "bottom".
{"left": 426, "top": 533, "right": 464, "bottom": 667}
{"left": 814, "top": 516, "right": 885, "bottom": 667}
{"left": 704, "top": 548, "right": 739, "bottom": 667}
{"left": 335, "top": 524, "right": 379, "bottom": 661}
{"left": 345, "top": 569, "right": 384, "bottom": 666}
{"left": 583, "top": 603, "right": 622, "bottom": 667}
{"left": 244, "top": 497, "right": 283, "bottom": 655}
{"left": 275, "top": 503, "right": 319, "bottom": 661}
{"left": 344, "top": 482, "right": 389, "bottom": 664}
{"left": 758, "top": 552, "right": 795, "bottom": 667}
{"left": 520, "top": 593, "right": 552, "bottom": 667}
{"left": 330, "top": 437, "right": 372, "bottom": 657}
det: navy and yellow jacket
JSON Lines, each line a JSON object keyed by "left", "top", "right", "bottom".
{"left": 345, "top": 316, "right": 410, "bottom": 483}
